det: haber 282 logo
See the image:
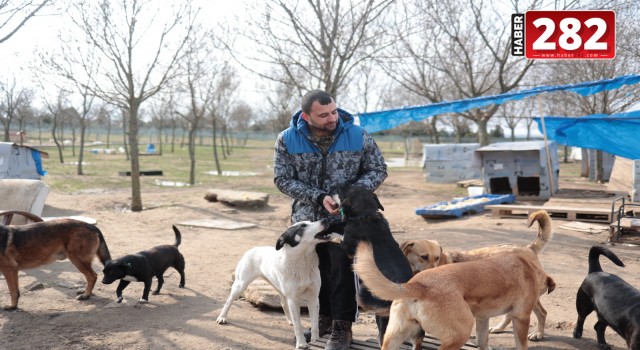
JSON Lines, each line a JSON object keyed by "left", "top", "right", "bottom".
{"left": 512, "top": 10, "right": 616, "bottom": 59}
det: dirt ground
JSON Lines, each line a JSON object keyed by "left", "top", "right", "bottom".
{"left": 1, "top": 165, "right": 639, "bottom": 350}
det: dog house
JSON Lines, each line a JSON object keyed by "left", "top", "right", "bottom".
{"left": 422, "top": 143, "right": 481, "bottom": 183}
{"left": 0, "top": 142, "right": 48, "bottom": 180}
{"left": 473, "top": 141, "right": 559, "bottom": 199}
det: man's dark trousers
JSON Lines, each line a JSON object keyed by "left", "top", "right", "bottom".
{"left": 316, "top": 242, "right": 357, "bottom": 321}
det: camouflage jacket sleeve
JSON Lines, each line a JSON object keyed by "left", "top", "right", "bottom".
{"left": 273, "top": 134, "right": 327, "bottom": 206}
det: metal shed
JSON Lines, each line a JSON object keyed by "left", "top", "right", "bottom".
{"left": 473, "top": 141, "right": 559, "bottom": 199}
{"left": 0, "top": 142, "right": 48, "bottom": 180}
{"left": 421, "top": 143, "right": 481, "bottom": 183}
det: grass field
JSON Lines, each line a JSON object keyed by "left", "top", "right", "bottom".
{"left": 37, "top": 136, "right": 588, "bottom": 198}
{"left": 37, "top": 137, "right": 417, "bottom": 194}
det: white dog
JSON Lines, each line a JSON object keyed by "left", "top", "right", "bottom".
{"left": 216, "top": 219, "right": 336, "bottom": 349}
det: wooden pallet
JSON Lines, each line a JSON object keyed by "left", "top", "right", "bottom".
{"left": 485, "top": 204, "right": 613, "bottom": 223}
{"left": 309, "top": 334, "right": 478, "bottom": 349}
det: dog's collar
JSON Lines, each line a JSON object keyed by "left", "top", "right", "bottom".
{"left": 345, "top": 211, "right": 380, "bottom": 222}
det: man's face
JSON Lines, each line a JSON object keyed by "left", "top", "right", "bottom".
{"left": 302, "top": 100, "right": 338, "bottom": 136}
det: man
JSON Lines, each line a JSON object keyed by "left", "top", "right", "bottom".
{"left": 274, "top": 90, "right": 387, "bottom": 350}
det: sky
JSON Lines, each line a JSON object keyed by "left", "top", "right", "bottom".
{"left": 0, "top": 0, "right": 260, "bottom": 106}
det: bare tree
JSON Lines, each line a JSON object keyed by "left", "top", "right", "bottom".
{"left": 173, "top": 28, "right": 219, "bottom": 185}
{"left": 384, "top": 0, "right": 572, "bottom": 145}
{"left": 207, "top": 65, "right": 239, "bottom": 174}
{"left": 0, "top": 77, "right": 26, "bottom": 141}
{"left": 41, "top": 89, "right": 67, "bottom": 163}
{"left": 15, "top": 90, "right": 36, "bottom": 144}
{"left": 229, "top": 101, "right": 253, "bottom": 146}
{"left": 0, "top": 0, "right": 52, "bottom": 43}
{"left": 41, "top": 43, "right": 100, "bottom": 175}
{"left": 234, "top": 0, "right": 394, "bottom": 99}
{"left": 63, "top": 0, "right": 197, "bottom": 211}
{"left": 266, "top": 80, "right": 299, "bottom": 134}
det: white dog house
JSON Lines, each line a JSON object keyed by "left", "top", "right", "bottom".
{"left": 473, "top": 141, "right": 559, "bottom": 199}
{"left": 0, "top": 142, "right": 48, "bottom": 180}
{"left": 422, "top": 143, "right": 481, "bottom": 183}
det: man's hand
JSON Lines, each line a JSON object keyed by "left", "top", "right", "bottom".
{"left": 322, "top": 195, "right": 340, "bottom": 215}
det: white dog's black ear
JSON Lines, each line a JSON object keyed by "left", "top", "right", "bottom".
{"left": 276, "top": 224, "right": 302, "bottom": 250}
{"left": 373, "top": 193, "right": 384, "bottom": 211}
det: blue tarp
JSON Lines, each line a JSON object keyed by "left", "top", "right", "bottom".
{"left": 415, "top": 194, "right": 516, "bottom": 219}
{"left": 534, "top": 110, "right": 640, "bottom": 160}
{"left": 357, "top": 75, "right": 640, "bottom": 134}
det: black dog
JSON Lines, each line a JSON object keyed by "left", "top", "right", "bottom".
{"left": 102, "top": 225, "right": 186, "bottom": 303}
{"left": 573, "top": 245, "right": 640, "bottom": 349}
{"left": 333, "top": 184, "right": 415, "bottom": 348}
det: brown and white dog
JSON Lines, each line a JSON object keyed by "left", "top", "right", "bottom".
{"left": 354, "top": 241, "right": 555, "bottom": 350}
{"left": 400, "top": 210, "right": 553, "bottom": 341}
{"left": 0, "top": 219, "right": 112, "bottom": 310}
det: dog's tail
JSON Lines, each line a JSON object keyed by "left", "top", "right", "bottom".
{"left": 588, "top": 245, "right": 625, "bottom": 274}
{"left": 172, "top": 225, "right": 182, "bottom": 247}
{"left": 353, "top": 242, "right": 422, "bottom": 301}
{"left": 93, "top": 226, "right": 112, "bottom": 265}
{"left": 526, "top": 210, "right": 554, "bottom": 255}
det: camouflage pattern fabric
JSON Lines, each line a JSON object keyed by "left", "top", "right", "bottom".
{"left": 274, "top": 109, "right": 387, "bottom": 223}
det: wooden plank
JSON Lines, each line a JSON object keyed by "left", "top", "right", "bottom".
{"left": 308, "top": 335, "right": 478, "bottom": 349}
{"left": 485, "top": 204, "right": 612, "bottom": 223}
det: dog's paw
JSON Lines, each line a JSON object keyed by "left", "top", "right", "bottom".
{"left": 573, "top": 328, "right": 582, "bottom": 339}
{"left": 179, "top": 283, "right": 185, "bottom": 288}
{"left": 216, "top": 316, "right": 227, "bottom": 324}
{"left": 528, "top": 332, "right": 543, "bottom": 341}
{"left": 138, "top": 298, "right": 148, "bottom": 304}
{"left": 2, "top": 304, "right": 17, "bottom": 311}
{"left": 488, "top": 326, "right": 505, "bottom": 334}
{"left": 295, "top": 342, "right": 309, "bottom": 349}
{"left": 152, "top": 291, "right": 160, "bottom": 295}
{"left": 327, "top": 233, "right": 343, "bottom": 244}
{"left": 116, "top": 297, "right": 124, "bottom": 303}
{"left": 76, "top": 294, "right": 90, "bottom": 301}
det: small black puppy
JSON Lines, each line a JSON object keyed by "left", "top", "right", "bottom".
{"left": 102, "top": 225, "right": 186, "bottom": 303}
{"left": 573, "top": 245, "right": 640, "bottom": 350}
{"left": 333, "top": 184, "right": 415, "bottom": 348}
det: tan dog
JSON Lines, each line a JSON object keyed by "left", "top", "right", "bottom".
{"left": 0, "top": 219, "right": 112, "bottom": 310}
{"left": 354, "top": 241, "right": 555, "bottom": 350}
{"left": 400, "top": 210, "right": 553, "bottom": 341}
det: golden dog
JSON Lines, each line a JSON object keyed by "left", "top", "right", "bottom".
{"left": 400, "top": 210, "right": 553, "bottom": 340}
{"left": 354, "top": 241, "right": 555, "bottom": 350}
{"left": 0, "top": 219, "right": 112, "bottom": 310}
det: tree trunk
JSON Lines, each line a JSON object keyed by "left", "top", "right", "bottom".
{"left": 52, "top": 113, "right": 64, "bottom": 164}
{"left": 37, "top": 119, "right": 42, "bottom": 145}
{"left": 430, "top": 117, "right": 439, "bottom": 144}
{"left": 106, "top": 116, "right": 111, "bottom": 149}
{"left": 171, "top": 123, "right": 176, "bottom": 153}
{"left": 477, "top": 118, "right": 490, "bottom": 146}
{"left": 212, "top": 116, "right": 222, "bottom": 176}
{"left": 77, "top": 123, "right": 86, "bottom": 175}
{"left": 595, "top": 150, "right": 604, "bottom": 183}
{"left": 580, "top": 148, "right": 589, "bottom": 177}
{"left": 128, "top": 102, "right": 142, "bottom": 212}
{"left": 188, "top": 121, "right": 198, "bottom": 185}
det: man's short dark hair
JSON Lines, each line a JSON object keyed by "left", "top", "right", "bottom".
{"left": 301, "top": 90, "right": 334, "bottom": 114}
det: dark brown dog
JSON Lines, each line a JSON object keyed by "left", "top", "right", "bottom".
{"left": 0, "top": 218, "right": 112, "bottom": 310}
